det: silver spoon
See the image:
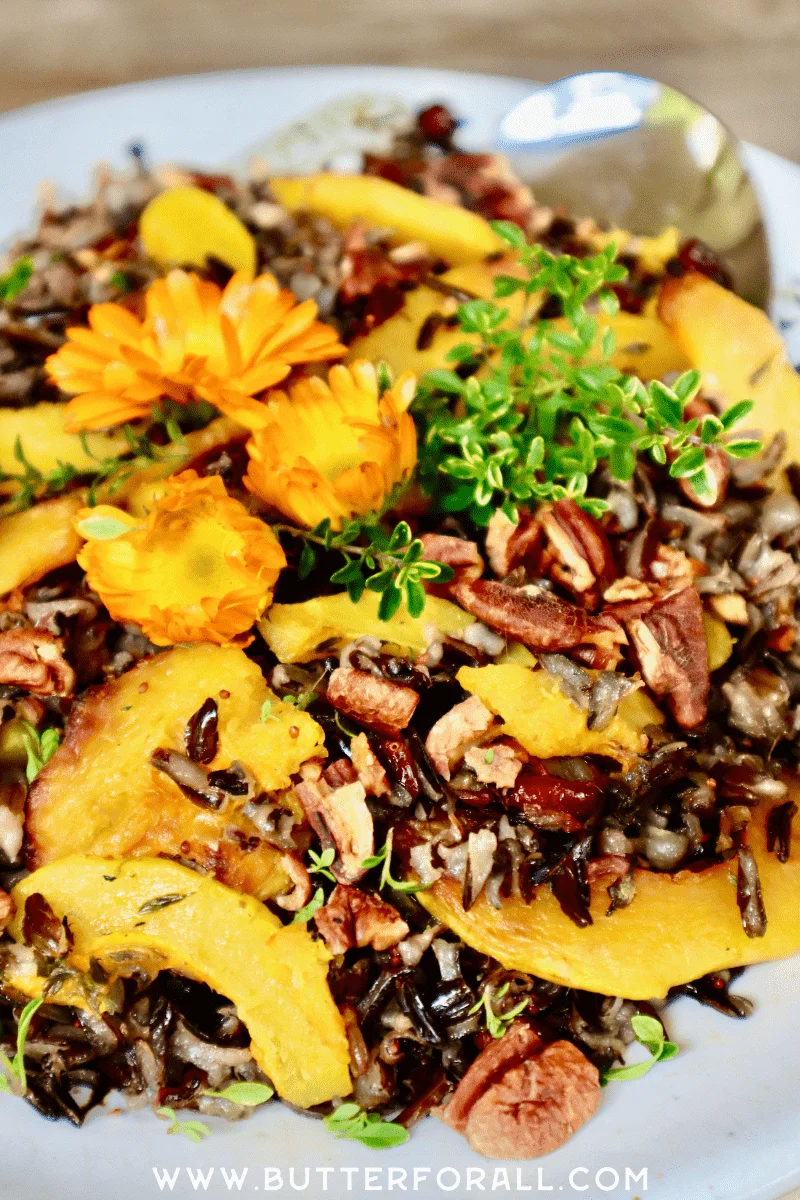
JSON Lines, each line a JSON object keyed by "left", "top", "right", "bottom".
{"left": 496, "top": 71, "right": 771, "bottom": 308}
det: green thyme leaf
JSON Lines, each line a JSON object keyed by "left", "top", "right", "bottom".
{"left": 308, "top": 847, "right": 336, "bottom": 882}
{"left": 323, "top": 1103, "right": 409, "bottom": 1149}
{"left": 20, "top": 722, "right": 61, "bottom": 783}
{"left": 291, "top": 887, "right": 325, "bottom": 925}
{"left": 157, "top": 1106, "right": 211, "bottom": 1143}
{"left": 601, "top": 1013, "right": 678, "bottom": 1085}
{"left": 202, "top": 1081, "right": 274, "bottom": 1106}
{"left": 12, "top": 996, "right": 44, "bottom": 1092}
{"left": 467, "top": 981, "right": 528, "bottom": 1039}
{"left": 0, "top": 256, "right": 33, "bottom": 303}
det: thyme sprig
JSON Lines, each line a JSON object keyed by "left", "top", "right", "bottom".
{"left": 601, "top": 1013, "right": 678, "bottom": 1085}
{"left": 0, "top": 996, "right": 45, "bottom": 1094}
{"left": 415, "top": 222, "right": 760, "bottom": 523}
{"left": 468, "top": 981, "right": 528, "bottom": 1039}
{"left": 323, "top": 1102, "right": 409, "bottom": 1149}
{"left": 274, "top": 517, "right": 454, "bottom": 621}
{"left": 0, "top": 256, "right": 33, "bottom": 304}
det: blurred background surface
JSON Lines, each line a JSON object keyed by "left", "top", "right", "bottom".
{"left": 3, "top": 0, "right": 800, "bottom": 160}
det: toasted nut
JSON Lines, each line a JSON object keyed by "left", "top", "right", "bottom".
{"left": 327, "top": 666, "right": 419, "bottom": 734}
{"left": 294, "top": 778, "right": 374, "bottom": 884}
{"left": 603, "top": 577, "right": 653, "bottom": 603}
{"left": 463, "top": 742, "right": 524, "bottom": 789}
{"left": 350, "top": 732, "right": 390, "bottom": 797}
{"left": 485, "top": 508, "right": 541, "bottom": 578}
{"left": 314, "top": 884, "right": 409, "bottom": 955}
{"left": 425, "top": 694, "right": 495, "bottom": 781}
{"left": 709, "top": 592, "right": 749, "bottom": 625}
{"left": 418, "top": 533, "right": 484, "bottom": 590}
{"left": 540, "top": 499, "right": 617, "bottom": 609}
{"left": 627, "top": 585, "right": 710, "bottom": 728}
{"left": 0, "top": 628, "right": 75, "bottom": 697}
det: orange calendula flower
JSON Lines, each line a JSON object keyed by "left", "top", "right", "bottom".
{"left": 46, "top": 269, "right": 345, "bottom": 432}
{"left": 75, "top": 471, "right": 286, "bottom": 646}
{"left": 244, "top": 360, "right": 417, "bottom": 529}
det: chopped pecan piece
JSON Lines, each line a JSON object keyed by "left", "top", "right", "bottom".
{"left": 294, "top": 777, "right": 374, "bottom": 884}
{"left": 275, "top": 853, "right": 313, "bottom": 912}
{"left": 327, "top": 666, "right": 419, "bottom": 734}
{"left": 539, "top": 499, "right": 617, "bottom": 609}
{"left": 626, "top": 585, "right": 710, "bottom": 728}
{"left": 350, "top": 732, "right": 390, "bottom": 797}
{"left": 603, "top": 576, "right": 653, "bottom": 603}
{"left": 463, "top": 741, "right": 524, "bottom": 789}
{"left": 0, "top": 628, "right": 75, "bottom": 697}
{"left": 314, "top": 884, "right": 409, "bottom": 955}
{"left": 0, "top": 888, "right": 12, "bottom": 934}
{"left": 425, "top": 694, "right": 496, "bottom": 781}
{"left": 649, "top": 544, "right": 703, "bottom": 587}
{"left": 439, "top": 1021, "right": 600, "bottom": 1159}
{"left": 585, "top": 854, "right": 631, "bottom": 885}
{"left": 418, "top": 533, "right": 484, "bottom": 591}
{"left": 452, "top": 579, "right": 626, "bottom": 656}
{"left": 485, "top": 508, "right": 541, "bottom": 578}
{"left": 708, "top": 592, "right": 749, "bottom": 625}
{"left": 323, "top": 757, "right": 358, "bottom": 789}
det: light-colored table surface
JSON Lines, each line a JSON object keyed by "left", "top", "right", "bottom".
{"left": 3, "top": 0, "right": 800, "bottom": 164}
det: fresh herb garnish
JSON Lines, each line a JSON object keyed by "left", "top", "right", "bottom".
{"left": 361, "top": 827, "right": 431, "bottom": 894}
{"left": 0, "top": 995, "right": 45, "bottom": 1093}
{"left": 468, "top": 981, "right": 528, "bottom": 1039}
{"left": 157, "top": 1105, "right": 211, "bottom": 1143}
{"left": 259, "top": 699, "right": 279, "bottom": 722}
{"left": 323, "top": 1102, "right": 409, "bottom": 1149}
{"left": 414, "top": 222, "right": 760, "bottom": 523}
{"left": 202, "top": 1081, "right": 274, "bottom": 1106}
{"left": 0, "top": 256, "right": 33, "bottom": 303}
{"left": 601, "top": 1013, "right": 678, "bottom": 1085}
{"left": 20, "top": 722, "right": 61, "bottom": 783}
{"left": 138, "top": 893, "right": 187, "bottom": 915}
{"left": 275, "top": 517, "right": 453, "bottom": 622}
{"left": 307, "top": 847, "right": 336, "bottom": 882}
{"left": 290, "top": 886, "right": 325, "bottom": 925}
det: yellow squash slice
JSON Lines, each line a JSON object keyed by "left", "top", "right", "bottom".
{"left": 0, "top": 492, "right": 85, "bottom": 595}
{"left": 0, "top": 403, "right": 129, "bottom": 480}
{"left": 140, "top": 186, "right": 257, "bottom": 274}
{"left": 27, "top": 645, "right": 326, "bottom": 899}
{"left": 271, "top": 174, "right": 504, "bottom": 266}
{"left": 10, "top": 856, "right": 351, "bottom": 1107}
{"left": 419, "top": 786, "right": 800, "bottom": 999}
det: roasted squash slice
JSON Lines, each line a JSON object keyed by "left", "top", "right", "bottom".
{"left": 271, "top": 174, "right": 504, "bottom": 266}
{"left": 0, "top": 402, "right": 129, "bottom": 480}
{"left": 658, "top": 272, "right": 800, "bottom": 464}
{"left": 259, "top": 589, "right": 476, "bottom": 663}
{"left": 456, "top": 663, "right": 663, "bottom": 764}
{"left": 9, "top": 856, "right": 351, "bottom": 1107}
{"left": 348, "top": 261, "right": 687, "bottom": 382}
{"left": 26, "top": 645, "right": 326, "bottom": 899}
{"left": 418, "top": 785, "right": 800, "bottom": 999}
{"left": 0, "top": 492, "right": 85, "bottom": 595}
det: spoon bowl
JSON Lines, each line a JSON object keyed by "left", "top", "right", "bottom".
{"left": 497, "top": 71, "right": 771, "bottom": 308}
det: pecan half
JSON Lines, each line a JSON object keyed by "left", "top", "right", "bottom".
{"left": 485, "top": 508, "right": 541, "bottom": 578}
{"left": 294, "top": 776, "right": 374, "bottom": 883}
{"left": 327, "top": 666, "right": 419, "bottom": 734}
{"left": 314, "top": 883, "right": 409, "bottom": 955}
{"left": 425, "top": 694, "right": 496, "bottom": 781}
{"left": 350, "top": 732, "right": 390, "bottom": 797}
{"left": 439, "top": 1021, "right": 600, "bottom": 1159}
{"left": 539, "top": 499, "right": 617, "bottom": 609}
{"left": 0, "top": 628, "right": 75, "bottom": 697}
{"left": 452, "top": 579, "right": 626, "bottom": 657}
{"left": 626, "top": 585, "right": 710, "bottom": 728}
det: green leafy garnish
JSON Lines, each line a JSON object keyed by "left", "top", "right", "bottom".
{"left": 20, "top": 722, "right": 61, "bottom": 783}
{"left": 361, "top": 827, "right": 431, "bottom": 894}
{"left": 0, "top": 996, "right": 45, "bottom": 1093}
{"left": 291, "top": 886, "right": 325, "bottom": 925}
{"left": 307, "top": 847, "right": 336, "bottom": 882}
{"left": 275, "top": 517, "right": 453, "bottom": 621}
{"left": 0, "top": 256, "right": 33, "bottom": 303}
{"left": 259, "top": 699, "right": 279, "bottom": 722}
{"left": 468, "top": 981, "right": 528, "bottom": 1039}
{"left": 202, "top": 1081, "right": 274, "bottom": 1106}
{"left": 157, "top": 1105, "right": 211, "bottom": 1143}
{"left": 414, "top": 224, "right": 760, "bottom": 523}
{"left": 323, "top": 1102, "right": 409, "bottom": 1149}
{"left": 601, "top": 1013, "right": 678, "bottom": 1085}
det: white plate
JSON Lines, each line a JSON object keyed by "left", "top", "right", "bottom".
{"left": 2, "top": 66, "right": 800, "bottom": 1200}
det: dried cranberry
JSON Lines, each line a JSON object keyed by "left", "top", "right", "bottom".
{"left": 185, "top": 698, "right": 219, "bottom": 764}
{"left": 674, "top": 239, "right": 733, "bottom": 290}
{"left": 417, "top": 104, "right": 458, "bottom": 147}
{"left": 504, "top": 769, "right": 602, "bottom": 831}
